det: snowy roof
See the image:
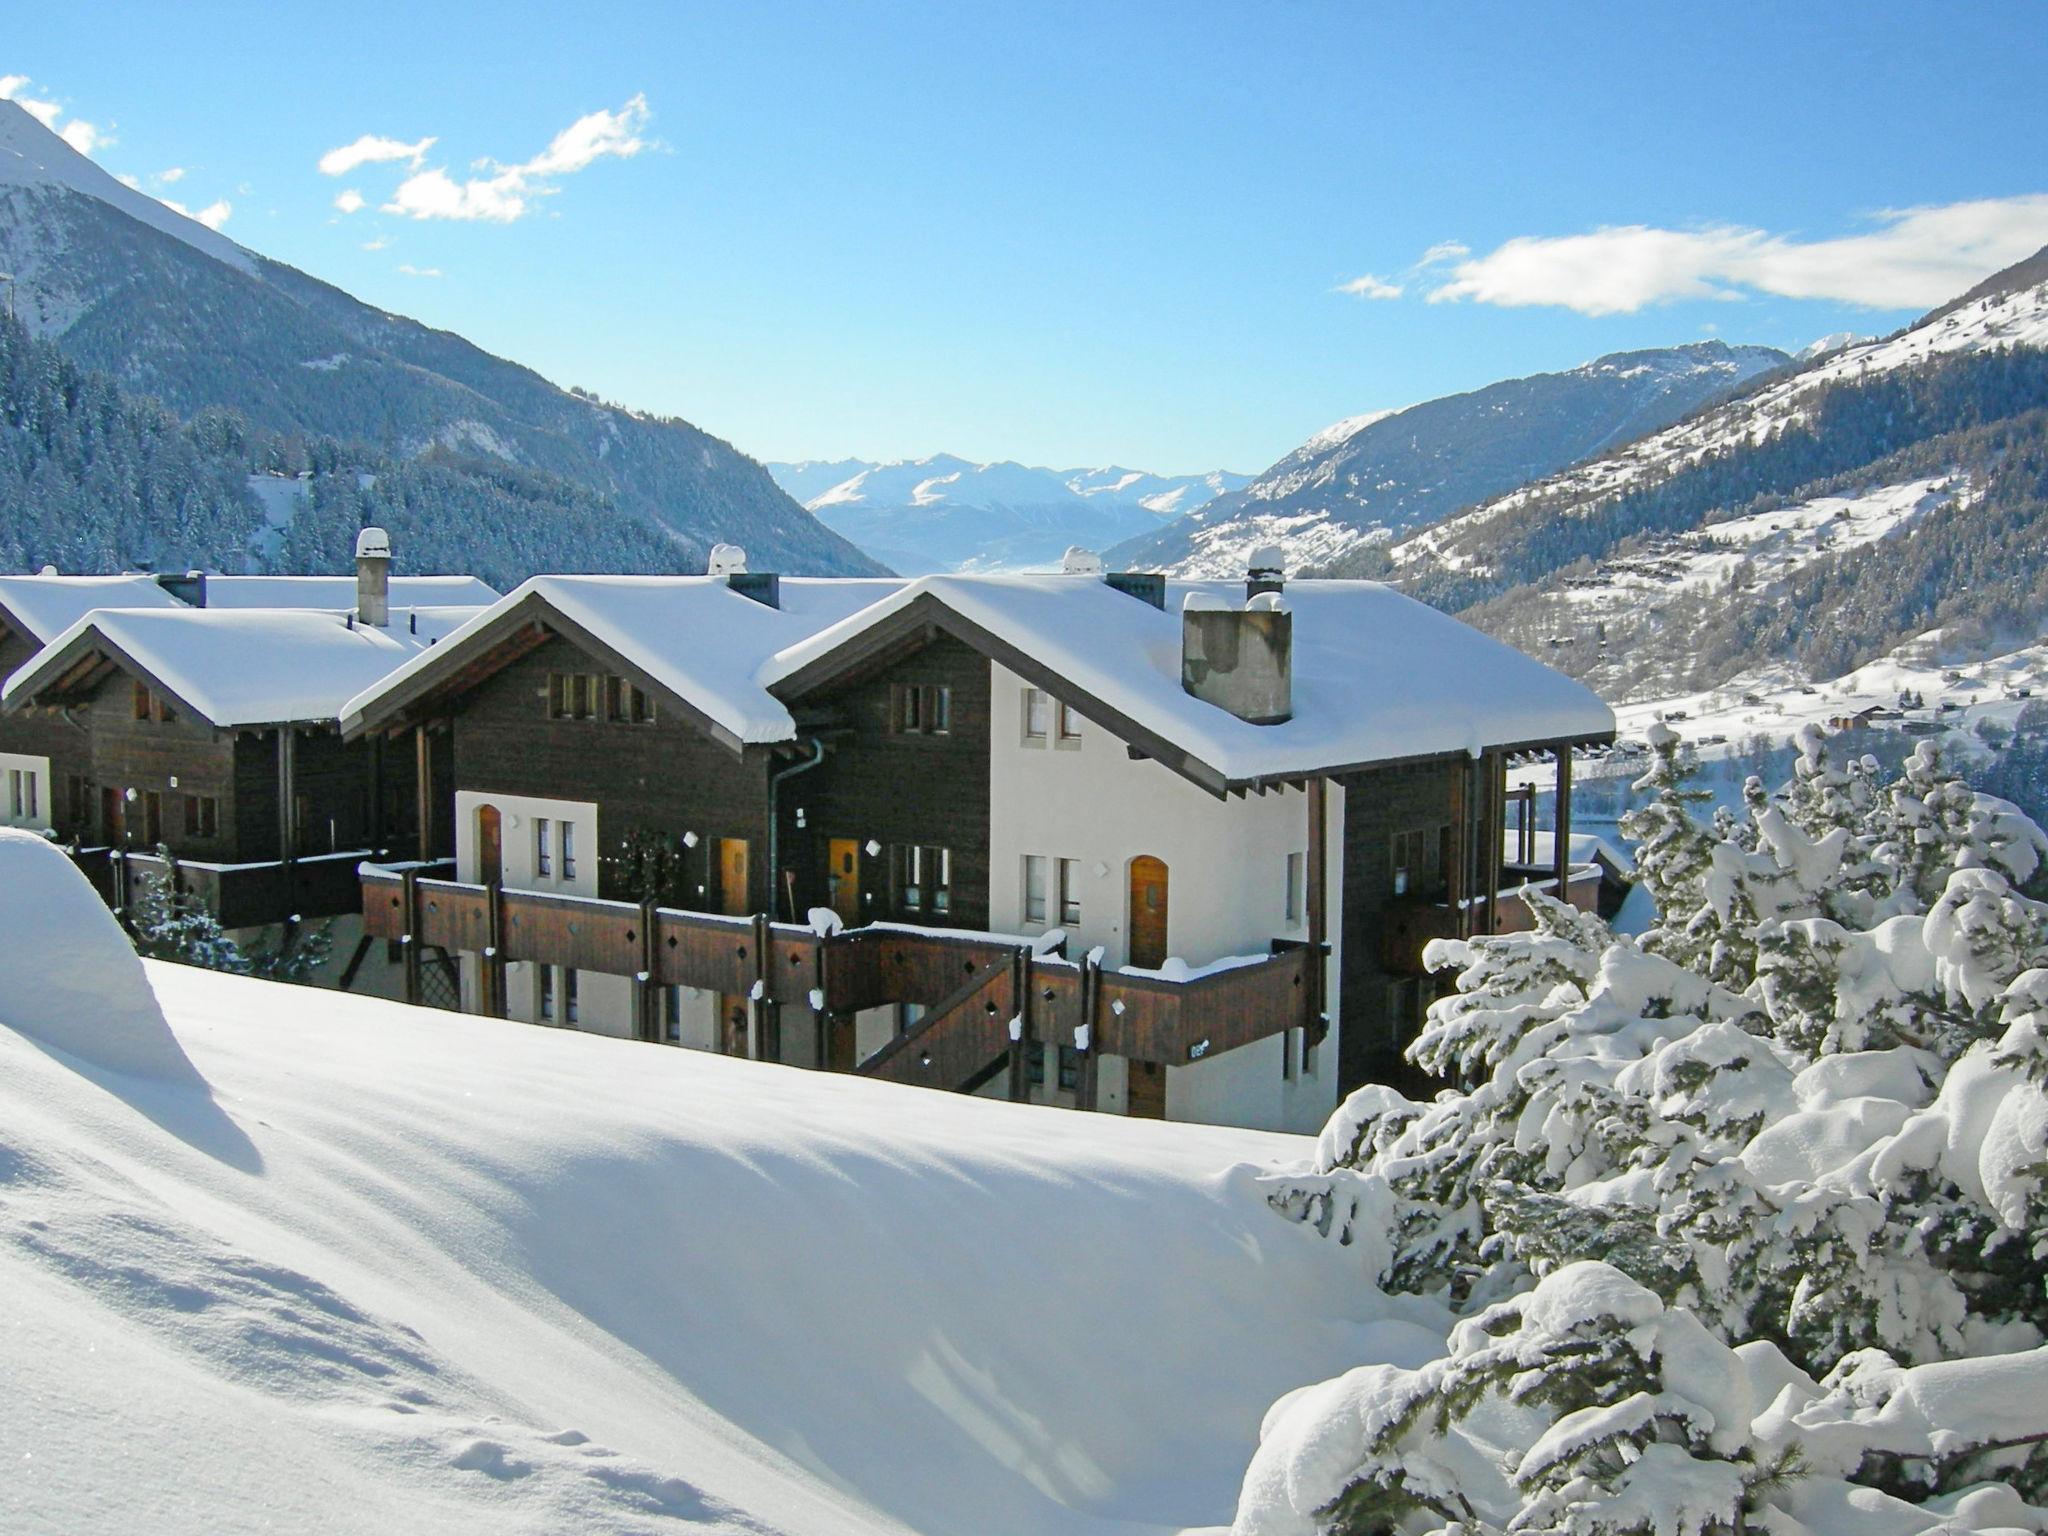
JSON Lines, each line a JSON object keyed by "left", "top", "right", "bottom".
{"left": 1504, "top": 829, "right": 1636, "bottom": 874}
{"left": 767, "top": 575, "right": 1615, "bottom": 787}
{"left": 341, "top": 575, "right": 906, "bottom": 746}
{"left": 2, "top": 607, "right": 478, "bottom": 727}
{"left": 0, "top": 574, "right": 184, "bottom": 644}
{"left": 195, "top": 575, "right": 500, "bottom": 610}
{"left": 344, "top": 572, "right": 1611, "bottom": 785}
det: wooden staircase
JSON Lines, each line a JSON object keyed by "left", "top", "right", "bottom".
{"left": 857, "top": 952, "right": 1021, "bottom": 1095}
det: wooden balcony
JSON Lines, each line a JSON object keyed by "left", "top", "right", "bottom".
{"left": 360, "top": 865, "right": 1318, "bottom": 1093}
{"left": 76, "top": 846, "right": 374, "bottom": 930}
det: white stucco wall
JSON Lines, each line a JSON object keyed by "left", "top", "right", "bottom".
{"left": 985, "top": 663, "right": 1340, "bottom": 1134}
{"left": 0, "top": 751, "right": 52, "bottom": 834}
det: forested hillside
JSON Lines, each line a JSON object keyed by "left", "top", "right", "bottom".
{"left": 0, "top": 310, "right": 711, "bottom": 589}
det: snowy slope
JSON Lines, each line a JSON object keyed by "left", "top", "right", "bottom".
{"left": 1400, "top": 257, "right": 2048, "bottom": 578}
{"left": 1114, "top": 343, "right": 1787, "bottom": 579}
{"left": 0, "top": 840, "right": 1404, "bottom": 1536}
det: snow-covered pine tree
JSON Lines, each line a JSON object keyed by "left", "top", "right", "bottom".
{"left": 1239, "top": 727, "right": 2048, "bottom": 1536}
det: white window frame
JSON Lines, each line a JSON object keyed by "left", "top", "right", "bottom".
{"left": 1022, "top": 854, "right": 1048, "bottom": 924}
{"left": 1022, "top": 687, "right": 1050, "bottom": 745}
{"left": 1057, "top": 857, "right": 1082, "bottom": 926}
{"left": 1055, "top": 701, "right": 1083, "bottom": 749}
{"left": 1285, "top": 851, "right": 1306, "bottom": 924}
{"left": 561, "top": 821, "right": 577, "bottom": 881}
{"left": 535, "top": 816, "right": 552, "bottom": 878}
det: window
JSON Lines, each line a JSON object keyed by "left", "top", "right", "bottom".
{"left": 899, "top": 844, "right": 924, "bottom": 912}
{"left": 1391, "top": 825, "right": 1449, "bottom": 899}
{"left": 181, "top": 794, "right": 217, "bottom": 840}
{"left": 604, "top": 675, "right": 627, "bottom": 722}
{"left": 535, "top": 817, "right": 552, "bottom": 877}
{"left": 132, "top": 680, "right": 150, "bottom": 720}
{"left": 1027, "top": 1040, "right": 1047, "bottom": 1086}
{"left": 1056, "top": 701, "right": 1082, "bottom": 744}
{"left": 20, "top": 771, "right": 35, "bottom": 822}
{"left": 1023, "top": 855, "right": 1048, "bottom": 924}
{"left": 1058, "top": 858, "right": 1082, "bottom": 926}
{"left": 1285, "top": 851, "right": 1306, "bottom": 923}
{"left": 931, "top": 847, "right": 952, "bottom": 915}
{"left": 1022, "top": 687, "right": 1050, "bottom": 742}
{"left": 631, "top": 685, "right": 656, "bottom": 724}
{"left": 663, "top": 986, "right": 682, "bottom": 1043}
{"left": 7, "top": 769, "right": 20, "bottom": 817}
{"left": 538, "top": 965, "right": 555, "bottom": 1022}
{"left": 891, "top": 683, "right": 952, "bottom": 736}
{"left": 550, "top": 673, "right": 652, "bottom": 724}
{"left": 564, "top": 968, "right": 580, "bottom": 1025}
{"left": 560, "top": 821, "right": 577, "bottom": 881}
{"left": 547, "top": 672, "right": 567, "bottom": 719}
{"left": 155, "top": 695, "right": 176, "bottom": 724}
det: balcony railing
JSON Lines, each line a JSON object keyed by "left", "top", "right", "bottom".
{"left": 75, "top": 846, "right": 375, "bottom": 930}
{"left": 360, "top": 865, "right": 1318, "bottom": 1087}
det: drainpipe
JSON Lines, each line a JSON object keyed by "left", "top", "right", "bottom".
{"left": 766, "top": 737, "right": 828, "bottom": 923}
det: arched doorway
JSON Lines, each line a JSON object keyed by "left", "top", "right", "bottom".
{"left": 476, "top": 803, "right": 503, "bottom": 885}
{"left": 1128, "top": 855, "right": 1169, "bottom": 969}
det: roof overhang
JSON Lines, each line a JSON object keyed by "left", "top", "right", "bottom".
{"left": 339, "top": 589, "right": 756, "bottom": 756}
{"left": 3, "top": 626, "right": 225, "bottom": 729}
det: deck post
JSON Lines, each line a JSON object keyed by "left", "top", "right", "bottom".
{"left": 484, "top": 879, "right": 505, "bottom": 1018}
{"left": 1553, "top": 744, "right": 1573, "bottom": 906}
{"left": 1306, "top": 777, "right": 1329, "bottom": 1053}
{"left": 413, "top": 724, "right": 433, "bottom": 863}
{"left": 750, "top": 913, "right": 771, "bottom": 1062}
{"left": 1006, "top": 946, "right": 1030, "bottom": 1102}
{"left": 637, "top": 898, "right": 659, "bottom": 1043}
{"left": 400, "top": 866, "right": 421, "bottom": 1007}
{"left": 276, "top": 727, "right": 297, "bottom": 867}
{"left": 1484, "top": 751, "right": 1503, "bottom": 935}
{"left": 1075, "top": 953, "right": 1100, "bottom": 1112}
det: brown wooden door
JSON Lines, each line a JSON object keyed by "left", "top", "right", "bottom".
{"left": 477, "top": 804, "right": 503, "bottom": 884}
{"left": 101, "top": 787, "right": 124, "bottom": 844}
{"left": 720, "top": 994, "right": 750, "bottom": 1057}
{"left": 1128, "top": 856, "right": 1169, "bottom": 969}
{"left": 719, "top": 838, "right": 750, "bottom": 916}
{"left": 1128, "top": 1059, "right": 1167, "bottom": 1119}
{"left": 827, "top": 838, "right": 861, "bottom": 926}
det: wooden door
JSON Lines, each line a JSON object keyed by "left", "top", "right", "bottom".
{"left": 719, "top": 838, "right": 751, "bottom": 916}
{"left": 476, "top": 804, "right": 503, "bottom": 885}
{"left": 101, "top": 787, "right": 124, "bottom": 844}
{"left": 826, "top": 1014, "right": 856, "bottom": 1072}
{"left": 1128, "top": 856, "right": 1169, "bottom": 969}
{"left": 827, "top": 838, "right": 861, "bottom": 926}
{"left": 1128, "top": 1059, "right": 1167, "bottom": 1119}
{"left": 719, "top": 994, "right": 751, "bottom": 1057}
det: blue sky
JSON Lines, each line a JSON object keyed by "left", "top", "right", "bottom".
{"left": 8, "top": 2, "right": 2047, "bottom": 473}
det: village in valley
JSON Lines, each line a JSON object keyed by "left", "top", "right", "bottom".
{"left": 5, "top": 8, "right": 2048, "bottom": 1535}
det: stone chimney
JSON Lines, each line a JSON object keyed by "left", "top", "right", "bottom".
{"left": 709, "top": 542, "right": 780, "bottom": 608}
{"left": 355, "top": 526, "right": 391, "bottom": 628}
{"left": 1181, "top": 588, "right": 1292, "bottom": 725}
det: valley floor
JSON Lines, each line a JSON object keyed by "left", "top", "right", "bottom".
{"left": 0, "top": 961, "right": 1411, "bottom": 1535}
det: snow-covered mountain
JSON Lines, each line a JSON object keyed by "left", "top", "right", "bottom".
{"left": 1104, "top": 342, "right": 1789, "bottom": 578}
{"left": 1361, "top": 245, "right": 2048, "bottom": 721}
{"left": 0, "top": 100, "right": 879, "bottom": 579}
{"left": 765, "top": 454, "right": 1251, "bottom": 573}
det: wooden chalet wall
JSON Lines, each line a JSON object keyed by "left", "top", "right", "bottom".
{"left": 74, "top": 674, "right": 245, "bottom": 858}
{"left": 775, "top": 633, "right": 993, "bottom": 930}
{"left": 1331, "top": 752, "right": 1500, "bottom": 1094}
{"left": 446, "top": 633, "right": 775, "bottom": 911}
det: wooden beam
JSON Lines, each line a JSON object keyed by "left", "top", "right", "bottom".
{"left": 1553, "top": 745, "right": 1573, "bottom": 904}
{"left": 276, "top": 728, "right": 297, "bottom": 866}
{"left": 414, "top": 724, "right": 433, "bottom": 863}
{"left": 1306, "top": 776, "right": 1329, "bottom": 1051}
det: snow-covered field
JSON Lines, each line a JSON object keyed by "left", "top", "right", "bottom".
{"left": 0, "top": 835, "right": 1405, "bottom": 1536}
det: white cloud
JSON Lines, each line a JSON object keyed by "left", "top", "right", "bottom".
{"left": 1337, "top": 272, "right": 1403, "bottom": 301}
{"left": 1418, "top": 240, "right": 1469, "bottom": 266}
{"left": 157, "top": 166, "right": 185, "bottom": 185}
{"left": 361, "top": 236, "right": 391, "bottom": 251}
{"left": 59, "top": 118, "right": 105, "bottom": 154}
{"left": 317, "top": 133, "right": 435, "bottom": 177}
{"left": 1424, "top": 196, "right": 2048, "bottom": 315}
{"left": 397, "top": 263, "right": 442, "bottom": 278}
{"left": 116, "top": 172, "right": 142, "bottom": 190}
{"left": 333, "top": 188, "right": 366, "bottom": 214}
{"left": 163, "top": 197, "right": 232, "bottom": 231}
{"left": 0, "top": 75, "right": 27, "bottom": 97}
{"left": 376, "top": 94, "right": 651, "bottom": 224}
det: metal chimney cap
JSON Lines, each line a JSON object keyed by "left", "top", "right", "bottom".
{"left": 354, "top": 526, "right": 392, "bottom": 560}
{"left": 707, "top": 543, "right": 749, "bottom": 576}
{"left": 1246, "top": 544, "right": 1285, "bottom": 576}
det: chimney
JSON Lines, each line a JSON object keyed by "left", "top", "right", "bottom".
{"left": 157, "top": 569, "right": 208, "bottom": 608}
{"left": 1246, "top": 544, "right": 1286, "bottom": 601}
{"left": 1181, "top": 588, "right": 1292, "bottom": 725}
{"left": 355, "top": 525, "right": 391, "bottom": 628}
{"left": 1104, "top": 571, "right": 1166, "bottom": 610}
{"left": 1061, "top": 547, "right": 1105, "bottom": 576}
{"left": 709, "top": 542, "right": 780, "bottom": 608}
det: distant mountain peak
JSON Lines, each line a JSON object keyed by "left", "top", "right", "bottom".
{"left": 0, "top": 98, "right": 252, "bottom": 274}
